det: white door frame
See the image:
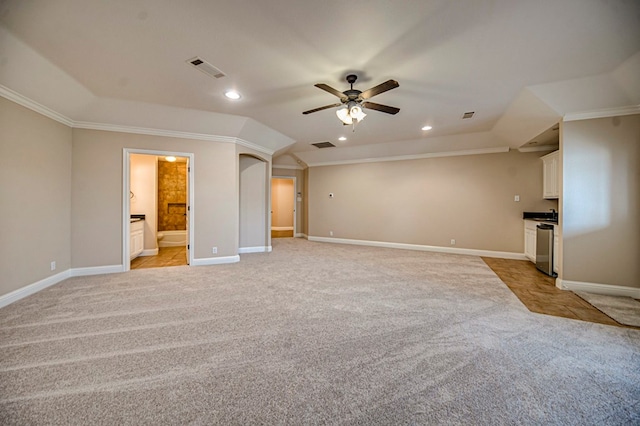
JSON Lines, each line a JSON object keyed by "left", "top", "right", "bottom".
{"left": 123, "top": 148, "right": 195, "bottom": 271}
{"left": 271, "top": 176, "right": 297, "bottom": 236}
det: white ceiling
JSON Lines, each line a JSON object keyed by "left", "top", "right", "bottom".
{"left": 1, "top": 0, "right": 639, "bottom": 165}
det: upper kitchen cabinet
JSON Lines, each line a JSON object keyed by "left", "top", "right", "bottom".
{"left": 541, "top": 150, "right": 559, "bottom": 199}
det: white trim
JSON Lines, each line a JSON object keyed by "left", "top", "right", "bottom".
{"left": 140, "top": 248, "right": 159, "bottom": 256}
{"left": 518, "top": 145, "right": 559, "bottom": 153}
{"left": 308, "top": 236, "right": 527, "bottom": 260}
{"left": 70, "top": 265, "right": 125, "bottom": 277}
{"left": 0, "top": 87, "right": 275, "bottom": 154}
{"left": 273, "top": 164, "right": 304, "bottom": 170}
{"left": 563, "top": 105, "right": 640, "bottom": 122}
{"left": 0, "top": 270, "right": 71, "bottom": 309}
{"left": 296, "top": 233, "right": 308, "bottom": 239}
{"left": 76, "top": 121, "right": 235, "bottom": 144}
{"left": 190, "top": 255, "right": 240, "bottom": 266}
{"left": 123, "top": 149, "right": 195, "bottom": 271}
{"left": 307, "top": 147, "right": 510, "bottom": 167}
{"left": 76, "top": 122, "right": 275, "bottom": 155}
{"left": 235, "top": 138, "right": 275, "bottom": 156}
{"left": 0, "top": 84, "right": 74, "bottom": 127}
{"left": 271, "top": 226, "right": 294, "bottom": 231}
{"left": 556, "top": 279, "right": 640, "bottom": 298}
{"left": 238, "top": 246, "right": 271, "bottom": 254}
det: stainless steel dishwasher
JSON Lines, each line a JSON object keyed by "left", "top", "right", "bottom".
{"left": 536, "top": 223, "right": 556, "bottom": 276}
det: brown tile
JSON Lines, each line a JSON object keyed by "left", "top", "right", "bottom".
{"left": 131, "top": 247, "right": 187, "bottom": 270}
{"left": 482, "top": 257, "right": 634, "bottom": 329}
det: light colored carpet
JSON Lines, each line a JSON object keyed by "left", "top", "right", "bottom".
{"left": 1, "top": 239, "right": 639, "bottom": 424}
{"left": 576, "top": 292, "right": 640, "bottom": 327}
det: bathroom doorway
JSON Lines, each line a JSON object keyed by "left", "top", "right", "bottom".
{"left": 271, "top": 177, "right": 296, "bottom": 238}
{"left": 123, "top": 149, "right": 194, "bottom": 271}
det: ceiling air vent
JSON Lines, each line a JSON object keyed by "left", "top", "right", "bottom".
{"left": 187, "top": 56, "right": 225, "bottom": 79}
{"left": 462, "top": 111, "right": 475, "bottom": 119}
{"left": 311, "top": 142, "right": 336, "bottom": 149}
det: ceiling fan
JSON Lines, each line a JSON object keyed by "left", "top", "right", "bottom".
{"left": 302, "top": 74, "right": 400, "bottom": 128}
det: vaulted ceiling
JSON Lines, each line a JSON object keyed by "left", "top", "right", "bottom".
{"left": 1, "top": 0, "right": 639, "bottom": 166}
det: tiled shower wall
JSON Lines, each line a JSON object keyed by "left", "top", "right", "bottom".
{"left": 157, "top": 160, "right": 187, "bottom": 231}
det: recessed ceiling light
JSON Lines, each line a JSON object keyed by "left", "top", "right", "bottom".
{"left": 421, "top": 125, "right": 432, "bottom": 131}
{"left": 224, "top": 90, "right": 241, "bottom": 100}
{"left": 338, "top": 136, "right": 347, "bottom": 141}
{"left": 165, "top": 156, "right": 177, "bottom": 162}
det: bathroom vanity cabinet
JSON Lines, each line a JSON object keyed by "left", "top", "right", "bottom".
{"left": 130, "top": 220, "right": 144, "bottom": 260}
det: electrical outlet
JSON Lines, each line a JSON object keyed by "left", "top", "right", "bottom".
{"left": 212, "top": 247, "right": 217, "bottom": 254}
{"left": 514, "top": 195, "right": 520, "bottom": 202}
{"left": 450, "top": 239, "right": 456, "bottom": 245}
{"left": 329, "top": 231, "right": 333, "bottom": 236}
{"left": 50, "top": 261, "right": 56, "bottom": 271}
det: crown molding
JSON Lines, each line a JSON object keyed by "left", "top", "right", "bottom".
{"left": 234, "top": 138, "right": 275, "bottom": 156}
{"left": 0, "top": 84, "right": 74, "bottom": 127}
{"left": 518, "top": 145, "right": 559, "bottom": 153}
{"left": 563, "top": 105, "right": 640, "bottom": 122}
{"left": 307, "top": 147, "right": 510, "bottom": 167}
{"left": 1, "top": 86, "right": 275, "bottom": 155}
{"left": 272, "top": 164, "right": 304, "bottom": 170}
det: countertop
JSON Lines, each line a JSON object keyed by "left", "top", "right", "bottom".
{"left": 523, "top": 211, "right": 557, "bottom": 225}
{"left": 130, "top": 214, "right": 145, "bottom": 223}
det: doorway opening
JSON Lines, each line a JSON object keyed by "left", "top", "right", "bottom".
{"left": 123, "top": 149, "right": 194, "bottom": 271}
{"left": 271, "top": 177, "right": 296, "bottom": 238}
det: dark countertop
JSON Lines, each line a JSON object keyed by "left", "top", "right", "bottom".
{"left": 131, "top": 214, "right": 145, "bottom": 223}
{"left": 523, "top": 211, "right": 558, "bottom": 224}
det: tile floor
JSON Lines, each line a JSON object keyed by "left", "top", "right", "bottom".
{"left": 483, "top": 257, "right": 637, "bottom": 328}
{"left": 130, "top": 246, "right": 187, "bottom": 269}
{"left": 131, "top": 244, "right": 632, "bottom": 329}
{"left": 271, "top": 230, "right": 294, "bottom": 238}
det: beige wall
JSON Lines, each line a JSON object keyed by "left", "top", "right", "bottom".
{"left": 271, "top": 178, "right": 294, "bottom": 228}
{"left": 72, "top": 129, "right": 239, "bottom": 266}
{"left": 0, "top": 97, "right": 72, "bottom": 297}
{"left": 309, "top": 150, "right": 555, "bottom": 253}
{"left": 130, "top": 154, "right": 158, "bottom": 250}
{"left": 562, "top": 114, "right": 640, "bottom": 288}
{"left": 273, "top": 167, "right": 306, "bottom": 235}
{"left": 239, "top": 155, "right": 268, "bottom": 249}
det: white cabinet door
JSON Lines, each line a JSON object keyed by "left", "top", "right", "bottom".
{"left": 542, "top": 151, "right": 559, "bottom": 199}
{"left": 130, "top": 221, "right": 145, "bottom": 260}
{"left": 524, "top": 221, "right": 537, "bottom": 262}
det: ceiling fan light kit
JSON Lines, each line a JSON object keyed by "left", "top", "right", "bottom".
{"left": 303, "top": 74, "right": 399, "bottom": 131}
{"left": 336, "top": 101, "right": 367, "bottom": 126}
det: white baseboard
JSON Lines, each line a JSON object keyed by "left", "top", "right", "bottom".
{"left": 70, "top": 265, "right": 125, "bottom": 277}
{"left": 308, "top": 236, "right": 527, "bottom": 260}
{"left": 557, "top": 279, "right": 640, "bottom": 298}
{"left": 0, "top": 270, "right": 71, "bottom": 309}
{"left": 191, "top": 255, "right": 240, "bottom": 266}
{"left": 140, "top": 248, "right": 159, "bottom": 256}
{"left": 296, "top": 233, "right": 308, "bottom": 239}
{"left": 271, "top": 226, "right": 294, "bottom": 231}
{"left": 239, "top": 246, "right": 272, "bottom": 254}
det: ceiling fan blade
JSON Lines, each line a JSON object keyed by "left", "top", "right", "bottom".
{"left": 302, "top": 103, "right": 342, "bottom": 115}
{"left": 362, "top": 101, "right": 400, "bottom": 115}
{"left": 360, "top": 80, "right": 399, "bottom": 99}
{"left": 315, "top": 83, "right": 348, "bottom": 101}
